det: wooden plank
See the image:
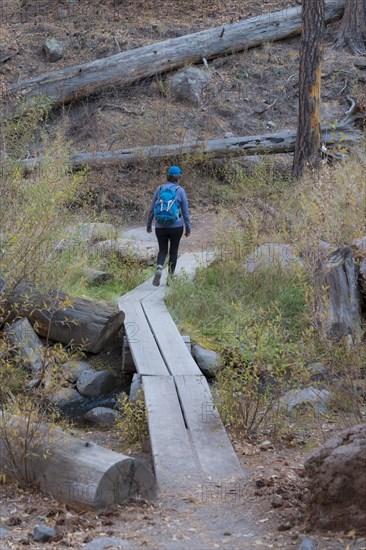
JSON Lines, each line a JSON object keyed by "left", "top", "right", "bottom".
{"left": 121, "top": 301, "right": 169, "bottom": 376}
{"left": 141, "top": 299, "right": 202, "bottom": 376}
{"left": 142, "top": 376, "right": 202, "bottom": 491}
{"left": 174, "top": 375, "right": 244, "bottom": 481}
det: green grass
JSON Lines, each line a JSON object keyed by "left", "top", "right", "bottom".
{"left": 60, "top": 252, "right": 154, "bottom": 306}
{"left": 165, "top": 259, "right": 307, "bottom": 349}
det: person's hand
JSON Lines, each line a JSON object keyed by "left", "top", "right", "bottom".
{"left": 147, "top": 227, "right": 152, "bottom": 233}
{"left": 185, "top": 231, "right": 190, "bottom": 238}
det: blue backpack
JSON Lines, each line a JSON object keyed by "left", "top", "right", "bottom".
{"left": 153, "top": 185, "right": 180, "bottom": 224}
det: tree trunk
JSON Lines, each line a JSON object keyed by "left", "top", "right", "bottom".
{"left": 6, "top": 0, "right": 345, "bottom": 109}
{"left": 4, "top": 281, "right": 125, "bottom": 354}
{"left": 0, "top": 417, "right": 156, "bottom": 509}
{"left": 293, "top": 0, "right": 325, "bottom": 180}
{"left": 334, "top": 0, "right": 366, "bottom": 54}
{"left": 21, "top": 123, "right": 360, "bottom": 172}
{"left": 314, "top": 247, "right": 363, "bottom": 343}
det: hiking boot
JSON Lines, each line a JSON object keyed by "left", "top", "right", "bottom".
{"left": 152, "top": 266, "right": 163, "bottom": 286}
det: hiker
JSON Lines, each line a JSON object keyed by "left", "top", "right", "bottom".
{"left": 147, "top": 165, "right": 191, "bottom": 286}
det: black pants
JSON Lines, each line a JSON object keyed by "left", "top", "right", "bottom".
{"left": 155, "top": 226, "right": 184, "bottom": 274}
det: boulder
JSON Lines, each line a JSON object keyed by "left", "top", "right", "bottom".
{"left": 4, "top": 318, "right": 49, "bottom": 374}
{"left": 280, "top": 387, "right": 331, "bottom": 415}
{"left": 129, "top": 373, "right": 142, "bottom": 402}
{"left": 304, "top": 423, "right": 366, "bottom": 533}
{"left": 81, "top": 268, "right": 113, "bottom": 285}
{"left": 192, "top": 344, "right": 221, "bottom": 378}
{"left": 56, "top": 223, "right": 116, "bottom": 252}
{"left": 244, "top": 243, "right": 302, "bottom": 273}
{"left": 121, "top": 227, "right": 157, "bottom": 243}
{"left": 33, "top": 524, "right": 56, "bottom": 542}
{"left": 84, "top": 407, "right": 121, "bottom": 426}
{"left": 77, "top": 369, "right": 116, "bottom": 397}
{"left": 43, "top": 38, "right": 65, "bottom": 62}
{"left": 92, "top": 238, "right": 157, "bottom": 266}
{"left": 61, "top": 360, "right": 93, "bottom": 383}
{"left": 170, "top": 67, "right": 211, "bottom": 105}
{"left": 82, "top": 537, "right": 132, "bottom": 550}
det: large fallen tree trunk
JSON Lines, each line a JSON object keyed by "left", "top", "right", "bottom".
{"left": 4, "top": 281, "right": 125, "bottom": 354}
{"left": 7, "top": 0, "right": 344, "bottom": 108}
{"left": 0, "top": 416, "right": 156, "bottom": 509}
{"left": 22, "top": 123, "right": 360, "bottom": 172}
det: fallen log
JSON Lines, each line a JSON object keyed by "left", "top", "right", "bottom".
{"left": 314, "top": 246, "right": 363, "bottom": 343}
{"left": 4, "top": 281, "right": 124, "bottom": 354}
{"left": 22, "top": 123, "right": 360, "bottom": 172}
{"left": 0, "top": 416, "right": 157, "bottom": 509}
{"left": 7, "top": 0, "right": 344, "bottom": 108}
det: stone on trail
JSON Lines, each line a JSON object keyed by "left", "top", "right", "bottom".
{"left": 61, "top": 359, "right": 93, "bottom": 383}
{"left": 244, "top": 243, "right": 302, "bottom": 273}
{"left": 280, "top": 387, "right": 331, "bottom": 415}
{"left": 192, "top": 344, "right": 221, "bottom": 378}
{"left": 84, "top": 406, "right": 120, "bottom": 426}
{"left": 129, "top": 373, "right": 142, "bottom": 402}
{"left": 33, "top": 524, "right": 56, "bottom": 542}
{"left": 121, "top": 227, "right": 157, "bottom": 243}
{"left": 77, "top": 369, "right": 116, "bottom": 397}
{"left": 170, "top": 67, "right": 211, "bottom": 105}
{"left": 43, "top": 38, "right": 65, "bottom": 62}
{"left": 92, "top": 238, "right": 157, "bottom": 266}
{"left": 304, "top": 423, "right": 366, "bottom": 533}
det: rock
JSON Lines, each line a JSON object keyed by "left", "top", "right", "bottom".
{"left": 182, "top": 335, "right": 191, "bottom": 353}
{"left": 81, "top": 537, "right": 132, "bottom": 550}
{"left": 259, "top": 440, "right": 272, "bottom": 451}
{"left": 304, "top": 423, "right": 366, "bottom": 533}
{"left": 56, "top": 223, "right": 116, "bottom": 252}
{"left": 129, "top": 373, "right": 142, "bottom": 402}
{"left": 43, "top": 38, "right": 64, "bottom": 62}
{"left": 77, "top": 369, "right": 116, "bottom": 397}
{"left": 61, "top": 360, "right": 93, "bottom": 383}
{"left": 170, "top": 67, "right": 211, "bottom": 105}
{"left": 192, "top": 344, "right": 221, "bottom": 378}
{"left": 271, "top": 494, "right": 284, "bottom": 508}
{"left": 298, "top": 538, "right": 316, "bottom": 550}
{"left": 49, "top": 388, "right": 116, "bottom": 419}
{"left": 0, "top": 527, "right": 9, "bottom": 539}
{"left": 281, "top": 387, "right": 331, "bottom": 415}
{"left": 4, "top": 318, "right": 49, "bottom": 374}
{"left": 244, "top": 243, "right": 302, "bottom": 273}
{"left": 92, "top": 238, "right": 157, "bottom": 266}
{"left": 33, "top": 524, "right": 56, "bottom": 542}
{"left": 307, "top": 362, "right": 330, "bottom": 382}
{"left": 121, "top": 227, "right": 157, "bottom": 243}
{"left": 84, "top": 407, "right": 120, "bottom": 426}
{"left": 81, "top": 268, "right": 113, "bottom": 285}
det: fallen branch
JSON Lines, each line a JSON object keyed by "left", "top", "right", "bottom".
{"left": 6, "top": 0, "right": 345, "bottom": 109}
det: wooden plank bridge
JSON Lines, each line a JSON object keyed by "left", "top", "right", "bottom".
{"left": 118, "top": 253, "right": 245, "bottom": 493}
